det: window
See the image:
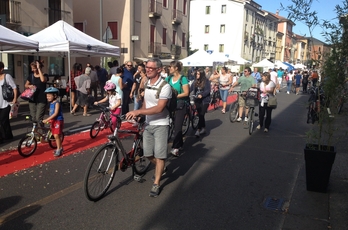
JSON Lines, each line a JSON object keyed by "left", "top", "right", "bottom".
{"left": 74, "top": 22, "right": 84, "bottom": 32}
{"left": 205, "top": 6, "right": 210, "bottom": 14}
{"left": 172, "top": 30, "right": 176, "bottom": 45}
{"left": 204, "top": 44, "right": 209, "bottom": 51}
{"left": 48, "top": 0, "right": 61, "bottom": 25}
{"left": 220, "top": 25, "right": 225, "bottom": 33}
{"left": 205, "top": 25, "right": 210, "bottom": 33}
{"left": 48, "top": 57, "right": 65, "bottom": 76}
{"left": 221, "top": 5, "right": 226, "bottom": 13}
{"left": 108, "top": 22, "right": 118, "bottom": 40}
{"left": 246, "top": 9, "right": 248, "bottom": 22}
{"left": 163, "top": 0, "right": 168, "bottom": 8}
{"left": 219, "top": 44, "right": 224, "bottom": 53}
{"left": 162, "top": 28, "right": 167, "bottom": 45}
{"left": 182, "top": 33, "right": 186, "bottom": 47}
{"left": 183, "top": 0, "right": 187, "bottom": 15}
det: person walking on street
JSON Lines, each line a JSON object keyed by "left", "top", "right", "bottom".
{"left": 302, "top": 70, "right": 309, "bottom": 93}
{"left": 190, "top": 68, "right": 210, "bottom": 137}
{"left": 219, "top": 67, "right": 232, "bottom": 114}
{"left": 166, "top": 61, "right": 190, "bottom": 157}
{"left": 257, "top": 72, "right": 276, "bottom": 133}
{"left": 126, "top": 58, "right": 172, "bottom": 198}
{"left": 294, "top": 71, "right": 302, "bottom": 95}
{"left": 0, "top": 61, "right": 18, "bottom": 144}
{"left": 110, "top": 67, "right": 124, "bottom": 107}
{"left": 286, "top": 70, "right": 294, "bottom": 94}
{"left": 25, "top": 60, "right": 47, "bottom": 123}
{"left": 122, "top": 61, "right": 135, "bottom": 115}
{"left": 43, "top": 87, "right": 64, "bottom": 156}
{"left": 69, "top": 63, "right": 83, "bottom": 108}
{"left": 229, "top": 67, "right": 256, "bottom": 122}
{"left": 95, "top": 65, "right": 108, "bottom": 98}
{"left": 70, "top": 67, "right": 92, "bottom": 116}
{"left": 87, "top": 64, "right": 98, "bottom": 101}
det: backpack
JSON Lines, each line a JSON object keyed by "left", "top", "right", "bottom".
{"left": 145, "top": 78, "right": 178, "bottom": 116}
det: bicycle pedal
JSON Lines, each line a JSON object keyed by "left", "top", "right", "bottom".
{"left": 133, "top": 174, "right": 144, "bottom": 182}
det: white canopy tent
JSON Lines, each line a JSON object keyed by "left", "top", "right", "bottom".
{"left": 252, "top": 58, "right": 275, "bottom": 69}
{"left": 179, "top": 50, "right": 213, "bottom": 67}
{"left": 0, "top": 25, "right": 39, "bottom": 51}
{"left": 228, "top": 54, "right": 250, "bottom": 65}
{"left": 274, "top": 60, "right": 289, "bottom": 69}
{"left": 5, "top": 20, "right": 120, "bottom": 111}
{"left": 294, "top": 63, "right": 306, "bottom": 69}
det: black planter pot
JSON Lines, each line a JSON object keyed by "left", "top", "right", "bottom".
{"left": 304, "top": 144, "right": 336, "bottom": 193}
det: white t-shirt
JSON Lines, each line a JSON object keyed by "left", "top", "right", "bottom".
{"left": 108, "top": 93, "right": 121, "bottom": 110}
{"left": 144, "top": 78, "right": 172, "bottom": 125}
{"left": 270, "top": 71, "right": 278, "bottom": 83}
{"left": 260, "top": 81, "right": 276, "bottom": 105}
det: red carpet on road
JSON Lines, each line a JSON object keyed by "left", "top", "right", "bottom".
{"left": 0, "top": 94, "right": 237, "bottom": 177}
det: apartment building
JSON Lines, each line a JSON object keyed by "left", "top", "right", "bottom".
{"left": 0, "top": 0, "right": 73, "bottom": 88}
{"left": 306, "top": 37, "right": 330, "bottom": 68}
{"left": 73, "top": 0, "right": 189, "bottom": 66}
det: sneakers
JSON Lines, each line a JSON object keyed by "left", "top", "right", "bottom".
{"left": 54, "top": 148, "right": 63, "bottom": 157}
{"left": 256, "top": 125, "right": 261, "bottom": 130}
{"left": 264, "top": 128, "right": 268, "bottom": 133}
{"left": 149, "top": 184, "right": 160, "bottom": 197}
{"left": 171, "top": 148, "right": 180, "bottom": 157}
{"left": 151, "top": 166, "right": 168, "bottom": 181}
{"left": 199, "top": 128, "right": 206, "bottom": 134}
{"left": 244, "top": 117, "right": 248, "bottom": 122}
{"left": 195, "top": 130, "right": 200, "bottom": 137}
{"left": 236, "top": 117, "right": 242, "bottom": 122}
{"left": 287, "top": 91, "right": 290, "bottom": 94}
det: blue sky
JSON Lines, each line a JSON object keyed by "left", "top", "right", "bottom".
{"left": 256, "top": 0, "right": 342, "bottom": 42}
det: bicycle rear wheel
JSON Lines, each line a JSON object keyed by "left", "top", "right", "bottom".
{"left": 90, "top": 121, "right": 101, "bottom": 139}
{"left": 18, "top": 135, "right": 37, "bottom": 157}
{"left": 132, "top": 139, "right": 151, "bottom": 175}
{"left": 48, "top": 132, "right": 65, "bottom": 149}
{"left": 182, "top": 113, "right": 190, "bottom": 136}
{"left": 248, "top": 108, "right": 254, "bottom": 135}
{"left": 84, "top": 144, "right": 118, "bottom": 201}
{"left": 229, "top": 102, "right": 239, "bottom": 123}
{"left": 191, "top": 112, "right": 199, "bottom": 129}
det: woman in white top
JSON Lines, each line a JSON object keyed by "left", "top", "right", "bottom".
{"left": 257, "top": 72, "right": 276, "bottom": 133}
{"left": 218, "top": 67, "right": 232, "bottom": 114}
{"left": 286, "top": 70, "right": 294, "bottom": 94}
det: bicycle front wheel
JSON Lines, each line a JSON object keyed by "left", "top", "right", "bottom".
{"left": 229, "top": 102, "right": 239, "bottom": 123}
{"left": 248, "top": 108, "right": 254, "bottom": 135}
{"left": 191, "top": 112, "right": 199, "bottom": 129}
{"left": 214, "top": 92, "right": 221, "bottom": 110}
{"left": 84, "top": 144, "right": 118, "bottom": 201}
{"left": 182, "top": 113, "right": 190, "bottom": 136}
{"left": 132, "top": 139, "right": 151, "bottom": 175}
{"left": 90, "top": 121, "right": 101, "bottom": 139}
{"left": 48, "top": 132, "right": 65, "bottom": 149}
{"left": 18, "top": 135, "right": 37, "bottom": 157}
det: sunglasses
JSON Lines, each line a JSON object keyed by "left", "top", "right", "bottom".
{"left": 127, "top": 65, "right": 132, "bottom": 67}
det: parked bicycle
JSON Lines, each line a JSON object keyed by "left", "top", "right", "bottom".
{"left": 210, "top": 83, "right": 221, "bottom": 110}
{"left": 90, "top": 104, "right": 114, "bottom": 138}
{"left": 84, "top": 114, "right": 150, "bottom": 201}
{"left": 18, "top": 116, "right": 65, "bottom": 157}
{"left": 182, "top": 97, "right": 199, "bottom": 136}
{"left": 307, "top": 85, "right": 325, "bottom": 124}
{"left": 336, "top": 85, "right": 347, "bottom": 114}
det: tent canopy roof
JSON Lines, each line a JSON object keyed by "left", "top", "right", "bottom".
{"left": 252, "top": 58, "right": 275, "bottom": 69}
{"left": 0, "top": 25, "right": 39, "bottom": 51}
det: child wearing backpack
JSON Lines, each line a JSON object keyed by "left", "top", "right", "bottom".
{"left": 165, "top": 61, "right": 190, "bottom": 157}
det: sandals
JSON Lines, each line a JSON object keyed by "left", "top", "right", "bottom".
{"left": 221, "top": 109, "right": 226, "bottom": 114}
{"left": 83, "top": 113, "right": 91, "bottom": 117}
{"left": 70, "top": 110, "right": 75, "bottom": 115}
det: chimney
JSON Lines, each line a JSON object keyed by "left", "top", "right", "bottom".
{"left": 276, "top": 9, "right": 279, "bottom": 15}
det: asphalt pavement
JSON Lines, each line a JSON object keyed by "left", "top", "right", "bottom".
{"left": 0, "top": 87, "right": 348, "bottom": 229}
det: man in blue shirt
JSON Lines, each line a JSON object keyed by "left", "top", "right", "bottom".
{"left": 251, "top": 67, "right": 261, "bottom": 84}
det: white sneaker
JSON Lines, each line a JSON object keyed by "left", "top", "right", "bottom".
{"left": 195, "top": 130, "right": 200, "bottom": 137}
{"left": 244, "top": 117, "right": 248, "bottom": 122}
{"left": 256, "top": 125, "right": 261, "bottom": 130}
{"left": 264, "top": 128, "right": 268, "bottom": 133}
{"left": 199, "top": 128, "right": 206, "bottom": 134}
{"left": 236, "top": 117, "right": 242, "bottom": 122}
{"left": 287, "top": 91, "right": 290, "bottom": 94}
{"left": 170, "top": 148, "right": 179, "bottom": 157}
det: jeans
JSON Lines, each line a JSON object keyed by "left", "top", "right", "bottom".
{"left": 219, "top": 89, "right": 228, "bottom": 102}
{"left": 287, "top": 81, "right": 292, "bottom": 92}
{"left": 0, "top": 105, "right": 13, "bottom": 140}
{"left": 133, "top": 95, "right": 143, "bottom": 111}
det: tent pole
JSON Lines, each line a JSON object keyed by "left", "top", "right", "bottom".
{"left": 68, "top": 51, "right": 72, "bottom": 112}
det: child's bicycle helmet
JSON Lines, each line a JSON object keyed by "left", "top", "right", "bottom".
{"left": 104, "top": 80, "right": 116, "bottom": 91}
{"left": 45, "top": 87, "right": 60, "bottom": 95}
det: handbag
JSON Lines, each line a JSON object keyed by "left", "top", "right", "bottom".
{"left": 268, "top": 96, "right": 277, "bottom": 108}
{"left": 20, "top": 86, "right": 37, "bottom": 101}
{"left": 2, "top": 74, "right": 14, "bottom": 102}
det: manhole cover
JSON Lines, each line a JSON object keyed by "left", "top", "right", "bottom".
{"left": 264, "top": 197, "right": 284, "bottom": 211}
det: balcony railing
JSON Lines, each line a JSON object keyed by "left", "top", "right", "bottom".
{"left": 171, "top": 44, "right": 181, "bottom": 56}
{"left": 148, "top": 42, "right": 161, "bottom": 57}
{"left": 0, "top": 0, "right": 21, "bottom": 24}
{"left": 172, "top": 9, "right": 183, "bottom": 25}
{"left": 148, "top": 0, "right": 162, "bottom": 18}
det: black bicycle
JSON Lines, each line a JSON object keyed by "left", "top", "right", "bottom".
{"left": 182, "top": 99, "right": 199, "bottom": 136}
{"left": 210, "top": 83, "right": 221, "bottom": 110}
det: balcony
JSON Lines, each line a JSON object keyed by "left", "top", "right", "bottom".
{"left": 172, "top": 9, "right": 183, "bottom": 25}
{"left": 0, "top": 0, "right": 21, "bottom": 24}
{"left": 148, "top": 0, "right": 162, "bottom": 18}
{"left": 148, "top": 42, "right": 161, "bottom": 57}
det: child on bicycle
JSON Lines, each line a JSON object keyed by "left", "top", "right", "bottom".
{"left": 94, "top": 81, "right": 121, "bottom": 129}
{"left": 43, "top": 87, "right": 64, "bottom": 157}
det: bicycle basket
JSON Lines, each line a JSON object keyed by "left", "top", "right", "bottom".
{"left": 246, "top": 88, "right": 260, "bottom": 107}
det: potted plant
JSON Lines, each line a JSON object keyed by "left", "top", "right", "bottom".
{"left": 282, "top": 0, "right": 348, "bottom": 192}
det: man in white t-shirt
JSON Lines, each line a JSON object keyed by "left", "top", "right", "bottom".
{"left": 126, "top": 58, "right": 171, "bottom": 198}
{"left": 108, "top": 60, "right": 119, "bottom": 79}
{"left": 270, "top": 68, "right": 278, "bottom": 92}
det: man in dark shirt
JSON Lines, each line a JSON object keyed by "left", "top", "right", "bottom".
{"left": 122, "top": 61, "right": 135, "bottom": 114}
{"left": 95, "top": 65, "right": 108, "bottom": 98}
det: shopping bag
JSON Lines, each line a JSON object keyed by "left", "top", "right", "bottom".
{"left": 9, "top": 102, "right": 20, "bottom": 119}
